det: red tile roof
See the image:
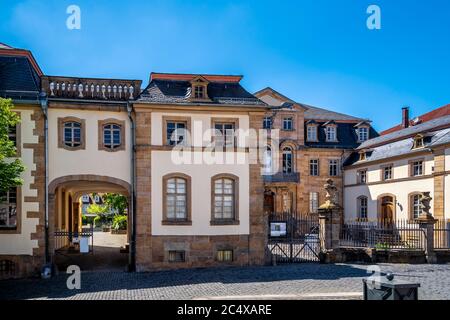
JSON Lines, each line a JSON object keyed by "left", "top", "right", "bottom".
{"left": 380, "top": 104, "right": 450, "bottom": 135}
{"left": 150, "top": 72, "right": 243, "bottom": 83}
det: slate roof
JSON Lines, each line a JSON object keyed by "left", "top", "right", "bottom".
{"left": 380, "top": 104, "right": 450, "bottom": 135}
{"left": 305, "top": 122, "right": 378, "bottom": 150}
{"left": 344, "top": 116, "right": 450, "bottom": 166}
{"left": 357, "top": 115, "right": 450, "bottom": 150}
{"left": 0, "top": 53, "right": 41, "bottom": 101}
{"left": 138, "top": 79, "right": 266, "bottom": 106}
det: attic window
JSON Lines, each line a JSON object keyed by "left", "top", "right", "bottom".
{"left": 194, "top": 86, "right": 205, "bottom": 99}
{"left": 359, "top": 151, "right": 367, "bottom": 161}
{"left": 413, "top": 135, "right": 424, "bottom": 149}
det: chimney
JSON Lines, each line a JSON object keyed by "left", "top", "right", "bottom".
{"left": 402, "top": 107, "right": 410, "bottom": 128}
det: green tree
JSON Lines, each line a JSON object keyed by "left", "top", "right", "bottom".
{"left": 103, "top": 193, "right": 128, "bottom": 215}
{"left": 0, "top": 98, "right": 25, "bottom": 191}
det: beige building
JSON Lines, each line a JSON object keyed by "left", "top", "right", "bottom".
{"left": 343, "top": 107, "right": 450, "bottom": 222}
{"left": 254, "top": 88, "right": 376, "bottom": 216}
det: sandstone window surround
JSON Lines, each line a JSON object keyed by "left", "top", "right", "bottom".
{"left": 162, "top": 116, "right": 192, "bottom": 146}
{"left": 162, "top": 173, "right": 192, "bottom": 226}
{"left": 168, "top": 250, "right": 186, "bottom": 263}
{"left": 98, "top": 119, "right": 125, "bottom": 152}
{"left": 329, "top": 159, "right": 340, "bottom": 176}
{"left": 412, "top": 134, "right": 425, "bottom": 149}
{"left": 409, "top": 192, "right": 423, "bottom": 220}
{"left": 282, "top": 117, "right": 294, "bottom": 131}
{"left": 58, "top": 117, "right": 86, "bottom": 151}
{"left": 309, "top": 159, "right": 319, "bottom": 176}
{"left": 357, "top": 169, "right": 368, "bottom": 184}
{"left": 309, "top": 192, "right": 319, "bottom": 213}
{"left": 410, "top": 159, "right": 425, "bottom": 177}
{"left": 263, "top": 116, "right": 272, "bottom": 129}
{"left": 357, "top": 196, "right": 368, "bottom": 220}
{"left": 381, "top": 164, "right": 394, "bottom": 181}
{"left": 211, "top": 118, "right": 239, "bottom": 148}
{"left": 0, "top": 187, "right": 21, "bottom": 234}
{"left": 8, "top": 115, "right": 21, "bottom": 157}
{"left": 189, "top": 76, "right": 210, "bottom": 101}
{"left": 211, "top": 174, "right": 239, "bottom": 226}
{"left": 282, "top": 147, "right": 294, "bottom": 174}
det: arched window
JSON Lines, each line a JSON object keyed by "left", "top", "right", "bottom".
{"left": 410, "top": 193, "right": 423, "bottom": 220}
{"left": 263, "top": 146, "right": 273, "bottom": 174}
{"left": 282, "top": 147, "right": 293, "bottom": 174}
{"left": 63, "top": 122, "right": 82, "bottom": 147}
{"left": 163, "top": 174, "right": 191, "bottom": 224}
{"left": 211, "top": 174, "right": 239, "bottom": 224}
{"left": 103, "top": 123, "right": 122, "bottom": 150}
{"left": 357, "top": 196, "right": 368, "bottom": 220}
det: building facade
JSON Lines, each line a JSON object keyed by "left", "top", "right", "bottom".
{"left": 254, "top": 88, "right": 377, "bottom": 216}
{"left": 344, "top": 109, "right": 450, "bottom": 222}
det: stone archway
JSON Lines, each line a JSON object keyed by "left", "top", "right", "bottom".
{"left": 48, "top": 175, "right": 132, "bottom": 269}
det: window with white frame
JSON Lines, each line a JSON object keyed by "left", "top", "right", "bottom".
{"left": 8, "top": 125, "right": 17, "bottom": 148}
{"left": 383, "top": 165, "right": 393, "bottom": 180}
{"left": 63, "top": 122, "right": 82, "bottom": 147}
{"left": 213, "top": 177, "right": 236, "bottom": 220}
{"left": 358, "top": 127, "right": 369, "bottom": 142}
{"left": 309, "top": 192, "right": 319, "bottom": 213}
{"left": 310, "top": 159, "right": 319, "bottom": 176}
{"left": 282, "top": 117, "right": 293, "bottom": 131}
{"left": 166, "top": 121, "right": 187, "bottom": 146}
{"left": 411, "top": 194, "right": 422, "bottom": 219}
{"left": 165, "top": 177, "right": 188, "bottom": 220}
{"left": 325, "top": 126, "right": 337, "bottom": 142}
{"left": 263, "top": 117, "right": 272, "bottom": 129}
{"left": 329, "top": 159, "right": 339, "bottom": 176}
{"left": 357, "top": 196, "right": 368, "bottom": 220}
{"left": 282, "top": 147, "right": 293, "bottom": 174}
{"left": 103, "top": 123, "right": 122, "bottom": 150}
{"left": 263, "top": 146, "right": 273, "bottom": 174}
{"left": 307, "top": 125, "right": 318, "bottom": 141}
{"left": 358, "top": 169, "right": 367, "bottom": 184}
{"left": 214, "top": 123, "right": 235, "bottom": 147}
{"left": 0, "top": 188, "right": 17, "bottom": 228}
{"left": 194, "top": 86, "right": 205, "bottom": 99}
{"left": 411, "top": 160, "right": 424, "bottom": 177}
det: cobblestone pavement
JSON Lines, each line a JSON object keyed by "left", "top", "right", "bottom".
{"left": 1, "top": 263, "right": 449, "bottom": 300}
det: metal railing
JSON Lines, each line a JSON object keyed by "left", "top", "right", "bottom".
{"left": 340, "top": 219, "right": 425, "bottom": 250}
{"left": 54, "top": 226, "right": 94, "bottom": 254}
{"left": 434, "top": 220, "right": 450, "bottom": 249}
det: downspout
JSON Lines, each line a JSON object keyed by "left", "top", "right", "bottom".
{"left": 127, "top": 102, "right": 137, "bottom": 272}
{"left": 38, "top": 92, "right": 50, "bottom": 267}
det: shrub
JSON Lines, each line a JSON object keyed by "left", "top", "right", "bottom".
{"left": 112, "top": 215, "right": 127, "bottom": 231}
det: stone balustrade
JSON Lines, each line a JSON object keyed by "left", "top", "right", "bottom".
{"left": 41, "top": 76, "right": 142, "bottom": 101}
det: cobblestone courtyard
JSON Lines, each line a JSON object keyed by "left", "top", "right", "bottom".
{"left": 1, "top": 263, "right": 449, "bottom": 300}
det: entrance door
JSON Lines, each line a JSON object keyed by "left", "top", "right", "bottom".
{"left": 264, "top": 192, "right": 275, "bottom": 214}
{"left": 380, "top": 196, "right": 394, "bottom": 225}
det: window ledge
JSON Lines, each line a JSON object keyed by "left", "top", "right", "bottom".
{"left": 210, "top": 220, "right": 240, "bottom": 226}
{"left": 161, "top": 220, "right": 192, "bottom": 226}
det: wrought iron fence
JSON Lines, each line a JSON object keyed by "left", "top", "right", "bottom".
{"left": 54, "top": 226, "right": 94, "bottom": 254}
{"left": 340, "top": 219, "right": 425, "bottom": 250}
{"left": 434, "top": 220, "right": 450, "bottom": 249}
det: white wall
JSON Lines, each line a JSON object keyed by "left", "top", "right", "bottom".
{"left": 0, "top": 109, "right": 39, "bottom": 255}
{"left": 151, "top": 151, "right": 250, "bottom": 236}
{"left": 344, "top": 154, "right": 436, "bottom": 221}
{"left": 151, "top": 112, "right": 250, "bottom": 147}
{"left": 48, "top": 109, "right": 131, "bottom": 184}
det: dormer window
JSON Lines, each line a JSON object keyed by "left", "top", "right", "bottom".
{"left": 325, "top": 125, "right": 337, "bottom": 142}
{"left": 190, "top": 76, "right": 209, "bottom": 101}
{"left": 307, "top": 125, "right": 318, "bottom": 142}
{"left": 194, "top": 86, "right": 205, "bottom": 99}
{"left": 413, "top": 134, "right": 424, "bottom": 149}
{"left": 358, "top": 127, "right": 369, "bottom": 142}
{"left": 359, "top": 152, "right": 367, "bottom": 161}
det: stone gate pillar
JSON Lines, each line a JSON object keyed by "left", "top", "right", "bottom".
{"left": 417, "top": 192, "right": 437, "bottom": 264}
{"left": 318, "top": 179, "right": 343, "bottom": 263}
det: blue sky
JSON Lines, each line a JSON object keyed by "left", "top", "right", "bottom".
{"left": 1, "top": 0, "right": 449, "bottom": 131}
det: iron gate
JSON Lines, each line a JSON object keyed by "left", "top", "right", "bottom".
{"left": 268, "top": 212, "right": 320, "bottom": 263}
{"left": 54, "top": 226, "right": 94, "bottom": 254}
